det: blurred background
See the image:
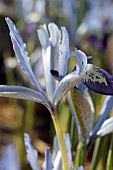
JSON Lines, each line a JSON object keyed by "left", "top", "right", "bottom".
{"left": 0, "top": 0, "right": 113, "bottom": 169}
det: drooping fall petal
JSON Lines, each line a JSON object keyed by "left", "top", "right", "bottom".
{"left": 81, "top": 64, "right": 113, "bottom": 95}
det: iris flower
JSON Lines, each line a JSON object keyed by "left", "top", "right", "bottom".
{"left": 0, "top": 17, "right": 113, "bottom": 169}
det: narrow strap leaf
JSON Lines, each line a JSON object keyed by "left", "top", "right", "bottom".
{"left": 0, "top": 85, "right": 52, "bottom": 109}
{"left": 90, "top": 96, "right": 113, "bottom": 141}
{"left": 0, "top": 144, "right": 20, "bottom": 170}
{"left": 69, "top": 87, "right": 94, "bottom": 144}
{"left": 5, "top": 17, "right": 44, "bottom": 93}
{"left": 42, "top": 147, "right": 54, "bottom": 170}
{"left": 24, "top": 133, "right": 40, "bottom": 170}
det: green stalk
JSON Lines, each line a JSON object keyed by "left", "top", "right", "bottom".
{"left": 50, "top": 111, "right": 69, "bottom": 170}
{"left": 90, "top": 138, "right": 101, "bottom": 170}
{"left": 75, "top": 142, "right": 86, "bottom": 167}
{"left": 90, "top": 137, "right": 106, "bottom": 170}
{"left": 106, "top": 135, "right": 113, "bottom": 170}
{"left": 24, "top": 100, "right": 35, "bottom": 132}
{"left": 70, "top": 118, "right": 76, "bottom": 151}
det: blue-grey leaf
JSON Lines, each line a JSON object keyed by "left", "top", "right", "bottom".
{"left": 97, "top": 117, "right": 113, "bottom": 137}
{"left": 5, "top": 17, "right": 43, "bottom": 93}
{"left": 24, "top": 133, "right": 40, "bottom": 170}
{"left": 67, "top": 82, "right": 90, "bottom": 142}
{"left": 73, "top": 166, "right": 84, "bottom": 170}
{"left": 42, "top": 147, "right": 54, "bottom": 170}
{"left": 69, "top": 87, "right": 94, "bottom": 144}
{"left": 81, "top": 64, "right": 113, "bottom": 95}
{"left": 90, "top": 96, "right": 113, "bottom": 141}
{"left": 58, "top": 27, "right": 70, "bottom": 77}
{"left": 53, "top": 133, "right": 72, "bottom": 168}
{"left": 0, "top": 144, "right": 20, "bottom": 170}
{"left": 67, "top": 94, "right": 80, "bottom": 137}
{"left": 64, "top": 134, "right": 72, "bottom": 167}
{"left": 0, "top": 85, "right": 52, "bottom": 109}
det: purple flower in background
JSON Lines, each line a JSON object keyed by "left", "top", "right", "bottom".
{"left": 23, "top": 22, "right": 36, "bottom": 38}
{"left": 89, "top": 35, "right": 106, "bottom": 51}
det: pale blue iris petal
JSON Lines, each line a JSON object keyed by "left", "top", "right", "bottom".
{"left": 42, "top": 147, "right": 54, "bottom": 170}
{"left": 42, "top": 46, "right": 55, "bottom": 100}
{"left": 97, "top": 117, "right": 113, "bottom": 137}
{"left": 53, "top": 71, "right": 81, "bottom": 106}
{"left": 58, "top": 27, "right": 70, "bottom": 77}
{"left": 0, "top": 85, "right": 52, "bottom": 109}
{"left": 53, "top": 151, "right": 62, "bottom": 170}
{"left": 38, "top": 24, "right": 50, "bottom": 48}
{"left": 90, "top": 96, "right": 113, "bottom": 140}
{"left": 71, "top": 49, "right": 87, "bottom": 74}
{"left": 24, "top": 133, "right": 40, "bottom": 170}
{"left": 48, "top": 23, "right": 60, "bottom": 47}
{"left": 38, "top": 24, "right": 55, "bottom": 101}
{"left": 5, "top": 17, "right": 43, "bottom": 93}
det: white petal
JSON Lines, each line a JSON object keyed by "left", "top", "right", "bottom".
{"left": 58, "top": 27, "right": 70, "bottom": 77}
{"left": 97, "top": 117, "right": 113, "bottom": 136}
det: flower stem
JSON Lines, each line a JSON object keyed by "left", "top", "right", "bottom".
{"left": 106, "top": 135, "right": 113, "bottom": 170}
{"left": 50, "top": 111, "right": 69, "bottom": 170}
{"left": 90, "top": 137, "right": 106, "bottom": 170}
{"left": 75, "top": 142, "right": 86, "bottom": 167}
